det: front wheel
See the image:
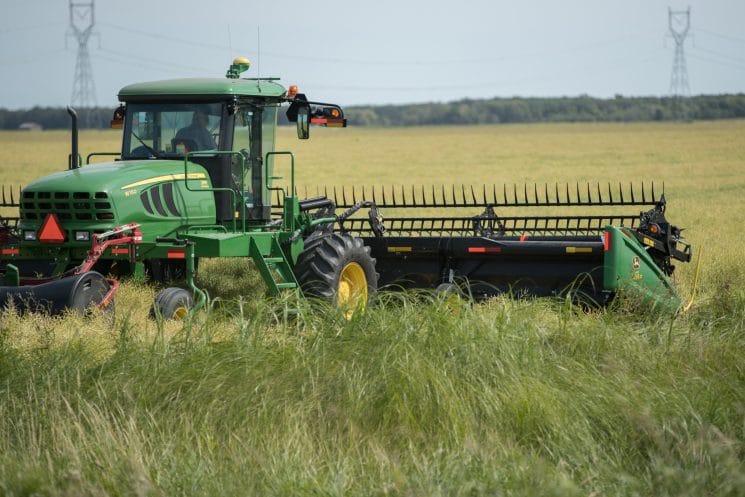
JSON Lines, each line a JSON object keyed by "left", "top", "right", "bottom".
{"left": 150, "top": 287, "right": 193, "bottom": 320}
{"left": 294, "top": 233, "right": 378, "bottom": 319}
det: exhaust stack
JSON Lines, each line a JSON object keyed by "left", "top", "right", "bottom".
{"left": 67, "top": 106, "right": 79, "bottom": 169}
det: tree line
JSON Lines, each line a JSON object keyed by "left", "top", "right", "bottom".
{"left": 342, "top": 94, "right": 745, "bottom": 126}
{"left": 1, "top": 94, "right": 744, "bottom": 130}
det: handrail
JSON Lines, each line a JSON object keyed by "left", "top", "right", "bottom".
{"left": 183, "top": 150, "right": 247, "bottom": 233}
{"left": 265, "top": 151, "right": 296, "bottom": 233}
{"left": 265, "top": 151, "right": 295, "bottom": 198}
{"left": 86, "top": 152, "right": 121, "bottom": 164}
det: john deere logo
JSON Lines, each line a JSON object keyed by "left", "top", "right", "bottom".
{"left": 632, "top": 256, "right": 640, "bottom": 269}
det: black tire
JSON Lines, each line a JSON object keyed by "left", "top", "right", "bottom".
{"left": 150, "top": 287, "right": 193, "bottom": 320}
{"left": 294, "top": 233, "right": 378, "bottom": 317}
{"left": 0, "top": 271, "right": 111, "bottom": 315}
{"left": 68, "top": 271, "right": 112, "bottom": 313}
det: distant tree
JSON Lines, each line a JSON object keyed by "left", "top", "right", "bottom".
{"left": 2, "top": 94, "right": 744, "bottom": 130}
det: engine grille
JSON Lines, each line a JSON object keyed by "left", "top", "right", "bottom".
{"left": 21, "top": 191, "right": 114, "bottom": 221}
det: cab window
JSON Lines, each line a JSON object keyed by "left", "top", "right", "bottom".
{"left": 123, "top": 103, "right": 221, "bottom": 158}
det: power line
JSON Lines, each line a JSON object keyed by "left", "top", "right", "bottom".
{"left": 693, "top": 28, "right": 745, "bottom": 45}
{"left": 0, "top": 49, "right": 67, "bottom": 67}
{"left": 98, "top": 21, "right": 652, "bottom": 68}
{"left": 96, "top": 47, "right": 207, "bottom": 74}
{"left": 98, "top": 21, "right": 230, "bottom": 52}
{"left": 690, "top": 45, "right": 745, "bottom": 67}
{"left": 306, "top": 49, "right": 670, "bottom": 95}
{"left": 0, "top": 22, "right": 65, "bottom": 35}
{"left": 688, "top": 52, "right": 745, "bottom": 72}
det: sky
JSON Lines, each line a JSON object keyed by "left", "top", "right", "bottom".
{"left": 1, "top": 0, "right": 743, "bottom": 110}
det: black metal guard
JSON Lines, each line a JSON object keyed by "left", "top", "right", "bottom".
{"left": 273, "top": 182, "right": 664, "bottom": 237}
{"left": 339, "top": 214, "right": 643, "bottom": 237}
{"left": 279, "top": 182, "right": 663, "bottom": 209}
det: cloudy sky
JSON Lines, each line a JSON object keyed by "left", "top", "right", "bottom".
{"left": 1, "top": 0, "right": 743, "bottom": 109}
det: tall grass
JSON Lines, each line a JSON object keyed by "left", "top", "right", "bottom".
{"left": 1, "top": 290, "right": 743, "bottom": 496}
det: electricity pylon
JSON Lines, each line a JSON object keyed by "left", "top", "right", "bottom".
{"left": 67, "top": 1, "right": 98, "bottom": 126}
{"left": 668, "top": 7, "right": 691, "bottom": 119}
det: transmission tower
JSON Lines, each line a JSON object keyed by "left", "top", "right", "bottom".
{"left": 67, "top": 1, "right": 98, "bottom": 123}
{"left": 668, "top": 7, "right": 691, "bottom": 96}
{"left": 668, "top": 6, "right": 691, "bottom": 119}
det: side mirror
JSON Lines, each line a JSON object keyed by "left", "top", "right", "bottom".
{"left": 286, "top": 94, "right": 346, "bottom": 139}
{"left": 296, "top": 105, "right": 310, "bottom": 140}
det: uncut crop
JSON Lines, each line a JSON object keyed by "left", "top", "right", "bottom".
{"left": 1, "top": 121, "right": 744, "bottom": 496}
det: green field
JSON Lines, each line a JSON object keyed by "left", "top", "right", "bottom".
{"left": 1, "top": 122, "right": 744, "bottom": 496}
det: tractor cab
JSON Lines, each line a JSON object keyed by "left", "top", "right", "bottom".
{"left": 116, "top": 97, "right": 279, "bottom": 222}
{"left": 115, "top": 58, "right": 346, "bottom": 225}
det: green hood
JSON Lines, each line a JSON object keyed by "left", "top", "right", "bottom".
{"left": 24, "top": 160, "right": 210, "bottom": 195}
{"left": 20, "top": 160, "right": 216, "bottom": 240}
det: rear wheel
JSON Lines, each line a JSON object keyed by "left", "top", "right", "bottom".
{"left": 294, "top": 233, "right": 378, "bottom": 318}
{"left": 150, "top": 287, "right": 193, "bottom": 320}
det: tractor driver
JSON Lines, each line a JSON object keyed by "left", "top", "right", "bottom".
{"left": 174, "top": 110, "right": 217, "bottom": 151}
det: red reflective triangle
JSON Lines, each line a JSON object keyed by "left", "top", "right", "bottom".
{"left": 39, "top": 213, "right": 66, "bottom": 243}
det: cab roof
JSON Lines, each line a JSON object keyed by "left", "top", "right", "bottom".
{"left": 118, "top": 77, "right": 287, "bottom": 102}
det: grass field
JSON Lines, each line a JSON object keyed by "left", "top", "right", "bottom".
{"left": 1, "top": 121, "right": 744, "bottom": 496}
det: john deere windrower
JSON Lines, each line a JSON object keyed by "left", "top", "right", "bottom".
{"left": 0, "top": 58, "right": 691, "bottom": 317}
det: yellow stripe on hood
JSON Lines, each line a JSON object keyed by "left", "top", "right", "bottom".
{"left": 121, "top": 172, "right": 207, "bottom": 190}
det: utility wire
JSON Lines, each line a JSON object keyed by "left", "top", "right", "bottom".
{"left": 0, "top": 48, "right": 67, "bottom": 66}
{"left": 98, "top": 21, "right": 653, "bottom": 68}
{"left": 307, "top": 49, "right": 670, "bottom": 94}
{"left": 90, "top": 53, "right": 202, "bottom": 77}
{"left": 690, "top": 45, "right": 745, "bottom": 66}
{"left": 688, "top": 53, "right": 745, "bottom": 72}
{"left": 693, "top": 28, "right": 745, "bottom": 45}
{"left": 97, "top": 47, "right": 208, "bottom": 73}
{"left": 98, "top": 22, "right": 231, "bottom": 52}
{"left": 0, "top": 22, "right": 65, "bottom": 35}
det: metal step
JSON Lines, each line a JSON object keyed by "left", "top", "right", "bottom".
{"left": 248, "top": 237, "right": 299, "bottom": 296}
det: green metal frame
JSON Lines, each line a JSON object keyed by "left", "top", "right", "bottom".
{"left": 603, "top": 225, "right": 680, "bottom": 309}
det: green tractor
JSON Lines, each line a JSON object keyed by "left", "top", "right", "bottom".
{"left": 0, "top": 58, "right": 692, "bottom": 317}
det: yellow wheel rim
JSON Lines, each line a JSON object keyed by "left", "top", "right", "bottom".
{"left": 337, "top": 262, "right": 368, "bottom": 319}
{"left": 173, "top": 306, "right": 189, "bottom": 320}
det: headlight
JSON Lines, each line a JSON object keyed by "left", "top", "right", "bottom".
{"left": 75, "top": 231, "right": 90, "bottom": 242}
{"left": 23, "top": 230, "right": 37, "bottom": 241}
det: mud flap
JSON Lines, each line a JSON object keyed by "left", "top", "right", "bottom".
{"left": 0, "top": 271, "right": 110, "bottom": 315}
